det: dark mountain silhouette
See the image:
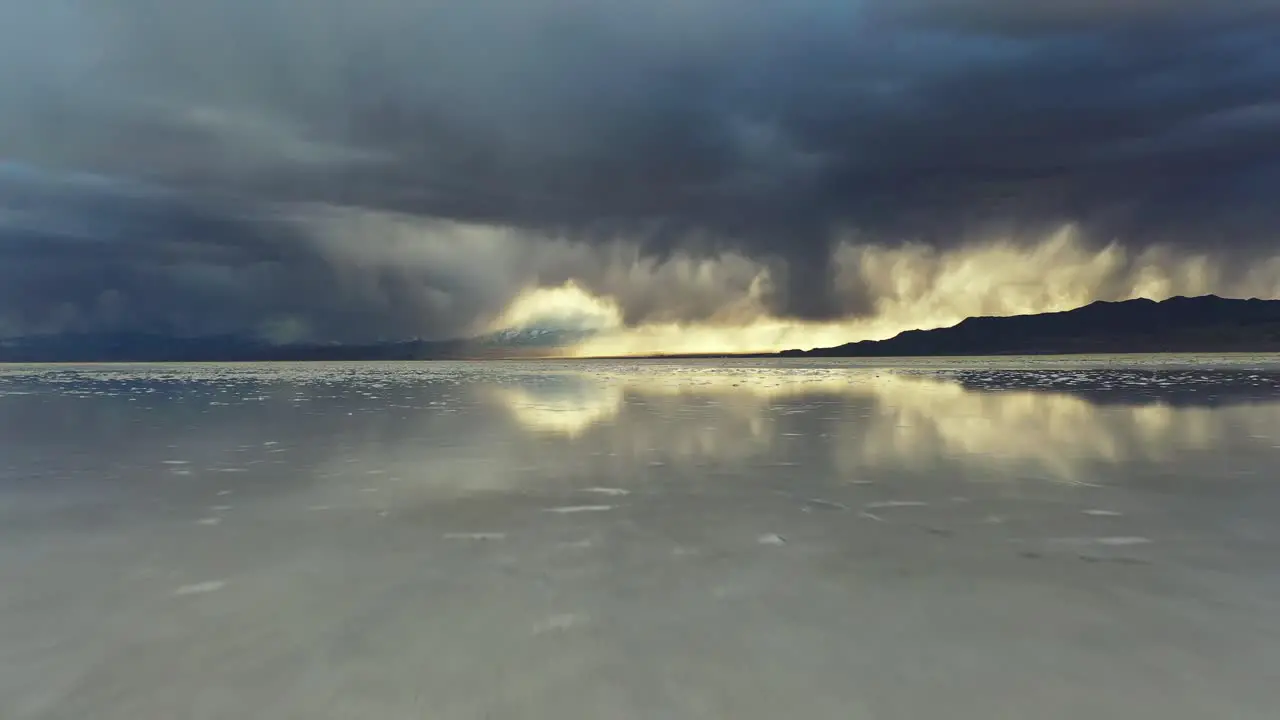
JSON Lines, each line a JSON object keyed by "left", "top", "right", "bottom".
{"left": 782, "top": 296, "right": 1280, "bottom": 357}
{"left": 5, "top": 296, "right": 1279, "bottom": 362}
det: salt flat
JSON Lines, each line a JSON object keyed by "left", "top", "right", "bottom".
{"left": 2, "top": 357, "right": 1280, "bottom": 719}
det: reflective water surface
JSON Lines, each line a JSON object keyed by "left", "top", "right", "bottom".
{"left": 3, "top": 357, "right": 1280, "bottom": 719}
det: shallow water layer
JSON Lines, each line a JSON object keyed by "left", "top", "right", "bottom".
{"left": 3, "top": 356, "right": 1280, "bottom": 719}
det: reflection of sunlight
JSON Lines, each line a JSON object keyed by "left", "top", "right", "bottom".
{"left": 491, "top": 382, "right": 624, "bottom": 437}
{"left": 850, "top": 387, "right": 1280, "bottom": 482}
{"left": 848, "top": 379, "right": 1128, "bottom": 481}
{"left": 490, "top": 366, "right": 1280, "bottom": 483}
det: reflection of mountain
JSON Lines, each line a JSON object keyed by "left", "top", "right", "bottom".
{"left": 491, "top": 366, "right": 1280, "bottom": 483}
{"left": 9, "top": 363, "right": 1278, "bottom": 499}
{"left": 783, "top": 295, "right": 1280, "bottom": 356}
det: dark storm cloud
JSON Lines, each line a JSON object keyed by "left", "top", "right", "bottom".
{"left": 0, "top": 169, "right": 328, "bottom": 338}
{"left": 0, "top": 167, "right": 540, "bottom": 340}
{"left": 2, "top": 0, "right": 1279, "bottom": 334}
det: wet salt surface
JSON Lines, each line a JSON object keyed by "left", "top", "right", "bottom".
{"left": 3, "top": 356, "right": 1280, "bottom": 719}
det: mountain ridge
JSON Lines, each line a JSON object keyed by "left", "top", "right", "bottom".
{"left": 781, "top": 295, "right": 1280, "bottom": 357}
{"left": 4, "top": 295, "right": 1280, "bottom": 362}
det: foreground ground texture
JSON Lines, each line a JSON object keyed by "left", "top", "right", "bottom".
{"left": 3, "top": 356, "right": 1280, "bottom": 719}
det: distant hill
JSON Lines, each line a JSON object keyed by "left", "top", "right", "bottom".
{"left": 0, "top": 327, "right": 592, "bottom": 363}
{"left": 8, "top": 296, "right": 1280, "bottom": 362}
{"left": 782, "top": 296, "right": 1280, "bottom": 357}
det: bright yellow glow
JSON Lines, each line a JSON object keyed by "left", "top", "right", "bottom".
{"left": 488, "top": 225, "right": 1279, "bottom": 357}
{"left": 489, "top": 282, "right": 622, "bottom": 332}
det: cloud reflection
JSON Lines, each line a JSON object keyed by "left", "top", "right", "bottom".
{"left": 3, "top": 363, "right": 1277, "bottom": 502}
{"left": 491, "top": 366, "right": 1280, "bottom": 484}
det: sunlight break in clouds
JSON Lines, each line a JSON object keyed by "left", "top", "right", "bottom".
{"left": 484, "top": 225, "right": 1280, "bottom": 357}
{"left": 490, "top": 283, "right": 623, "bottom": 334}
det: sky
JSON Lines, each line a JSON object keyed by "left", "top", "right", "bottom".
{"left": 2, "top": 0, "right": 1279, "bottom": 354}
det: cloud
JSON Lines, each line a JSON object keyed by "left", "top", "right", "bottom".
{"left": 569, "top": 226, "right": 1280, "bottom": 356}
{"left": 1, "top": 0, "right": 1278, "bottom": 342}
